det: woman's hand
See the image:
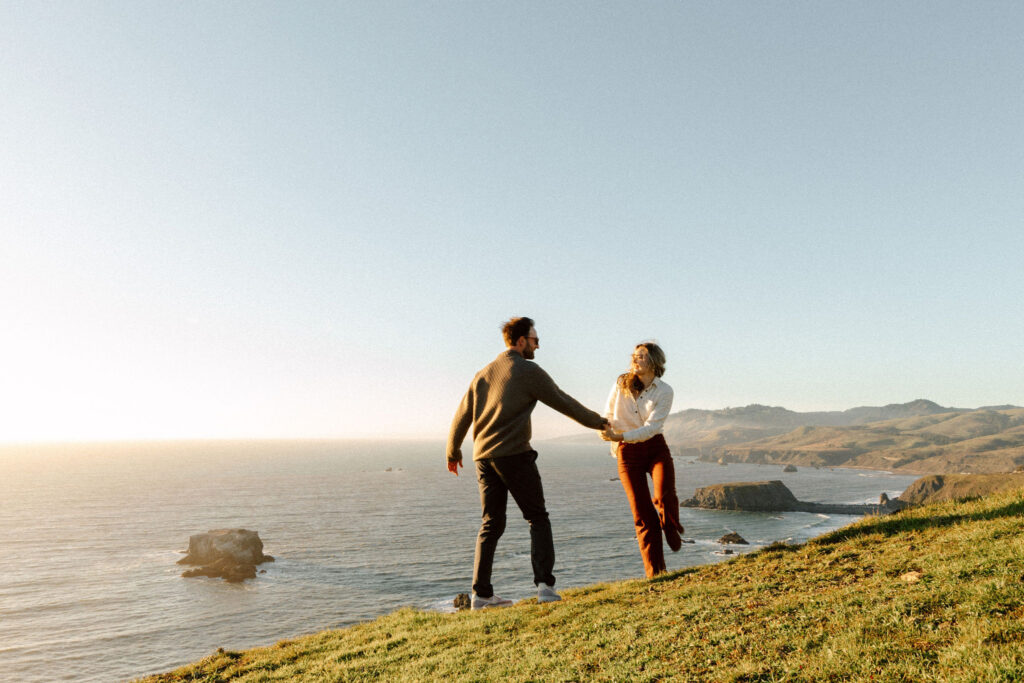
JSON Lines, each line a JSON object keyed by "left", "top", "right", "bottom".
{"left": 600, "top": 425, "right": 624, "bottom": 442}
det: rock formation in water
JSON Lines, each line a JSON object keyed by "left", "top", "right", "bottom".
{"left": 718, "top": 532, "right": 748, "bottom": 544}
{"left": 682, "top": 480, "right": 903, "bottom": 515}
{"left": 684, "top": 481, "right": 799, "bottom": 511}
{"left": 178, "top": 529, "right": 274, "bottom": 583}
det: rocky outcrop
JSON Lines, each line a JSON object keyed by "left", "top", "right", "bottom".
{"left": 178, "top": 529, "right": 274, "bottom": 583}
{"left": 180, "top": 558, "right": 259, "bottom": 583}
{"left": 683, "top": 481, "right": 799, "bottom": 512}
{"left": 718, "top": 532, "right": 748, "bottom": 544}
{"left": 453, "top": 593, "right": 471, "bottom": 611}
{"left": 897, "top": 473, "right": 1024, "bottom": 506}
{"left": 682, "top": 481, "right": 902, "bottom": 515}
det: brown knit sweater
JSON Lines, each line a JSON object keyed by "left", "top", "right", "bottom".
{"left": 447, "top": 350, "right": 606, "bottom": 462}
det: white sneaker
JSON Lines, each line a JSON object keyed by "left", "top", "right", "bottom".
{"left": 537, "top": 583, "right": 561, "bottom": 603}
{"left": 471, "top": 593, "right": 513, "bottom": 610}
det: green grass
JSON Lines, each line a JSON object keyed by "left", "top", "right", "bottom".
{"left": 141, "top": 491, "right": 1024, "bottom": 682}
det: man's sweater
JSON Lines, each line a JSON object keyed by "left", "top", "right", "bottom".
{"left": 447, "top": 350, "right": 605, "bottom": 462}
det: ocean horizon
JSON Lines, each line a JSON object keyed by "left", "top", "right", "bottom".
{"left": 0, "top": 439, "right": 917, "bottom": 681}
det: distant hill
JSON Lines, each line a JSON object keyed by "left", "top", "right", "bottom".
{"left": 705, "top": 407, "right": 1024, "bottom": 474}
{"left": 662, "top": 399, "right": 959, "bottom": 455}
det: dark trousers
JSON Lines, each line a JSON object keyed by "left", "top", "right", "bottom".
{"left": 473, "top": 450, "right": 555, "bottom": 597}
{"left": 618, "top": 434, "right": 683, "bottom": 578}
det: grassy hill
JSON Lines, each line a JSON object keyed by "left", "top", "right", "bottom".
{"left": 142, "top": 489, "right": 1024, "bottom": 682}
{"left": 710, "top": 408, "right": 1024, "bottom": 474}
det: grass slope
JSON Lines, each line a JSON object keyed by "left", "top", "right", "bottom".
{"left": 143, "top": 490, "right": 1024, "bottom": 682}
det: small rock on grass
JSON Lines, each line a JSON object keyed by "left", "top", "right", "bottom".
{"left": 901, "top": 570, "right": 923, "bottom": 583}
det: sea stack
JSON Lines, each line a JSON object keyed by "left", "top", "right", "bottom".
{"left": 683, "top": 481, "right": 800, "bottom": 512}
{"left": 718, "top": 532, "right": 749, "bottom": 545}
{"left": 178, "top": 529, "right": 275, "bottom": 583}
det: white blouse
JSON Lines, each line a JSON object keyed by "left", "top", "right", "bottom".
{"left": 603, "top": 377, "right": 674, "bottom": 456}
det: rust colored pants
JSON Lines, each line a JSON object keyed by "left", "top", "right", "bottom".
{"left": 617, "top": 434, "right": 683, "bottom": 577}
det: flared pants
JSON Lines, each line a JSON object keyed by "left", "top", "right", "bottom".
{"left": 617, "top": 434, "right": 683, "bottom": 577}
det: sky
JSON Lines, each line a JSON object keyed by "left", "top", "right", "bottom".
{"left": 2, "top": 2, "right": 1023, "bottom": 443}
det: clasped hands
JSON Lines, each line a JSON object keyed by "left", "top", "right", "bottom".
{"left": 600, "top": 421, "right": 623, "bottom": 442}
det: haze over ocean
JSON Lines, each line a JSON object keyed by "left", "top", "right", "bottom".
{"left": 0, "top": 440, "right": 916, "bottom": 682}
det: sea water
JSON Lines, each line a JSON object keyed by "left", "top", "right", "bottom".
{"left": 0, "top": 440, "right": 917, "bottom": 682}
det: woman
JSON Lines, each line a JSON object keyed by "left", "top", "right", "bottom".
{"left": 601, "top": 341, "right": 684, "bottom": 577}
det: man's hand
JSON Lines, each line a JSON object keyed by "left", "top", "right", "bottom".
{"left": 447, "top": 459, "right": 463, "bottom": 476}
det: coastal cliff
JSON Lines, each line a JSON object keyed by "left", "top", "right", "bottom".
{"left": 897, "top": 472, "right": 1024, "bottom": 505}
{"left": 680, "top": 474, "right": 1024, "bottom": 515}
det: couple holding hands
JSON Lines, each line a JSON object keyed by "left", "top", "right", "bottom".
{"left": 446, "top": 317, "right": 684, "bottom": 610}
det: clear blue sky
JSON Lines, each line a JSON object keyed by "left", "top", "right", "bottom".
{"left": 3, "top": 2, "right": 1022, "bottom": 442}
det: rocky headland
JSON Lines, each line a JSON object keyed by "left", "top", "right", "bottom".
{"left": 682, "top": 480, "right": 906, "bottom": 515}
{"left": 896, "top": 472, "right": 1024, "bottom": 505}
{"left": 683, "top": 473, "right": 1024, "bottom": 516}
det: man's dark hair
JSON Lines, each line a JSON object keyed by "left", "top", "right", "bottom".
{"left": 502, "top": 317, "right": 535, "bottom": 347}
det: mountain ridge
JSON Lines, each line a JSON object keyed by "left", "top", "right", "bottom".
{"left": 553, "top": 399, "right": 1024, "bottom": 473}
{"left": 661, "top": 398, "right": 963, "bottom": 452}
{"left": 706, "top": 407, "right": 1024, "bottom": 474}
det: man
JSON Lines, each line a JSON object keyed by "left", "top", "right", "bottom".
{"left": 447, "top": 317, "right": 608, "bottom": 609}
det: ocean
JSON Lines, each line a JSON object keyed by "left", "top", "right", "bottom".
{"left": 0, "top": 440, "right": 917, "bottom": 682}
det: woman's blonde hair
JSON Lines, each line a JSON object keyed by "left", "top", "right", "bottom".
{"left": 617, "top": 341, "right": 666, "bottom": 395}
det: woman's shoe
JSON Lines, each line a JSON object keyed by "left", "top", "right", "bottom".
{"left": 664, "top": 523, "right": 683, "bottom": 552}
